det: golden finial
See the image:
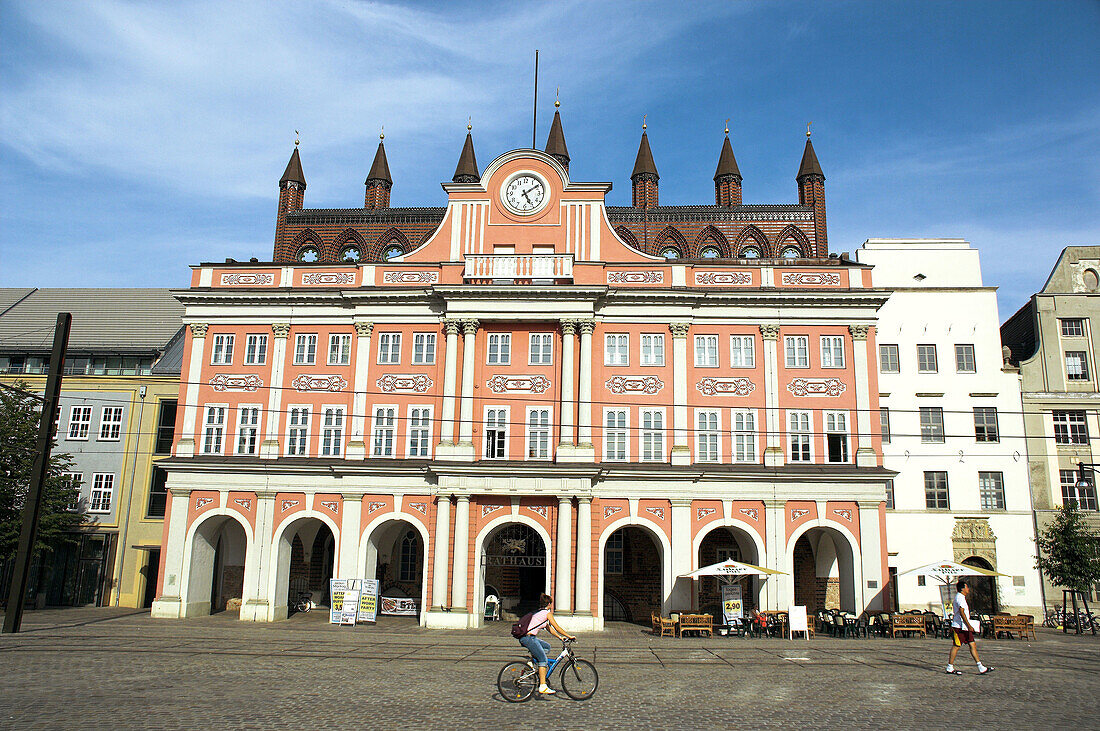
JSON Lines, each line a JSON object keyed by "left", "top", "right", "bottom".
{"left": 806, "top": 121, "right": 812, "bottom": 139}
{"left": 642, "top": 114, "right": 647, "bottom": 131}
{"left": 725, "top": 118, "right": 730, "bottom": 135}
{"left": 467, "top": 116, "right": 472, "bottom": 132}
{"left": 380, "top": 125, "right": 384, "bottom": 141}
{"left": 555, "top": 87, "right": 560, "bottom": 108}
{"left": 294, "top": 129, "right": 300, "bottom": 147}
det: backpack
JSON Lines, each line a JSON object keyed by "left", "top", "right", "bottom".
{"left": 511, "top": 611, "right": 535, "bottom": 639}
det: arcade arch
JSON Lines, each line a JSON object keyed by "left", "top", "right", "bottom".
{"left": 362, "top": 514, "right": 430, "bottom": 622}
{"left": 598, "top": 518, "right": 671, "bottom": 625}
{"left": 473, "top": 517, "right": 552, "bottom": 623}
{"left": 787, "top": 523, "right": 860, "bottom": 614}
{"left": 181, "top": 511, "right": 251, "bottom": 617}
{"left": 272, "top": 514, "right": 337, "bottom": 618}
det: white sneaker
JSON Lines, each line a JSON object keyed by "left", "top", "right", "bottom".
{"left": 538, "top": 685, "right": 556, "bottom": 695}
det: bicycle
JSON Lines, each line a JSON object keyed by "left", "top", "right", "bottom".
{"left": 293, "top": 591, "right": 315, "bottom": 614}
{"left": 497, "top": 638, "right": 598, "bottom": 702}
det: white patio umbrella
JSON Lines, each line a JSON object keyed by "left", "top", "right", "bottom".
{"left": 898, "top": 560, "right": 1008, "bottom": 625}
{"left": 680, "top": 558, "right": 786, "bottom": 581}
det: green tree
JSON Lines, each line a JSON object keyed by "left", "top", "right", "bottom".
{"left": 0, "top": 381, "right": 82, "bottom": 560}
{"left": 1035, "top": 502, "right": 1100, "bottom": 594}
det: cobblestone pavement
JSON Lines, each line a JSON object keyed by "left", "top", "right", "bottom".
{"left": 1, "top": 609, "right": 1097, "bottom": 729}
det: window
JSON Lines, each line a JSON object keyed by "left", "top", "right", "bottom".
{"left": 98, "top": 406, "right": 123, "bottom": 441}
{"left": 202, "top": 406, "right": 226, "bottom": 454}
{"left": 236, "top": 406, "right": 260, "bottom": 455}
{"left": 146, "top": 466, "right": 167, "bottom": 518}
{"left": 328, "top": 334, "right": 352, "bottom": 366}
{"left": 407, "top": 407, "right": 431, "bottom": 458}
{"left": 341, "top": 246, "right": 361, "bottom": 263}
{"left": 485, "top": 408, "right": 508, "bottom": 459}
{"left": 244, "top": 334, "right": 267, "bottom": 365}
{"left": 700, "top": 246, "right": 720, "bottom": 259}
{"left": 1053, "top": 410, "right": 1089, "bottom": 445}
{"left": 884, "top": 479, "right": 894, "bottom": 509}
{"left": 641, "top": 409, "right": 665, "bottom": 461}
{"left": 1066, "top": 351, "right": 1090, "bottom": 381}
{"left": 377, "top": 333, "right": 400, "bottom": 364}
{"left": 1061, "top": 318, "right": 1086, "bottom": 337}
{"left": 383, "top": 244, "right": 404, "bottom": 261}
{"left": 879, "top": 344, "right": 900, "bottom": 373}
{"left": 694, "top": 335, "right": 719, "bottom": 367}
{"left": 1061, "top": 469, "right": 1098, "bottom": 510}
{"left": 641, "top": 334, "right": 665, "bottom": 366}
{"left": 606, "top": 531, "right": 624, "bottom": 574}
{"left": 729, "top": 335, "right": 755, "bottom": 368}
{"left": 924, "top": 471, "right": 949, "bottom": 509}
{"left": 780, "top": 247, "right": 801, "bottom": 259}
{"left": 294, "top": 334, "right": 317, "bottom": 365}
{"left": 604, "top": 334, "right": 629, "bottom": 366}
{"left": 297, "top": 246, "right": 319, "bottom": 262}
{"left": 880, "top": 407, "right": 891, "bottom": 444}
{"left": 371, "top": 407, "right": 395, "bottom": 457}
{"left": 979, "top": 472, "right": 1006, "bottom": 510}
{"left": 825, "top": 411, "right": 848, "bottom": 463}
{"left": 487, "top": 334, "right": 511, "bottom": 365}
{"left": 211, "top": 334, "right": 234, "bottom": 365}
{"left": 785, "top": 336, "right": 809, "bottom": 368}
{"left": 920, "top": 407, "right": 945, "bottom": 443}
{"left": 321, "top": 407, "right": 344, "bottom": 456}
{"left": 287, "top": 407, "right": 310, "bottom": 456}
{"left": 154, "top": 400, "right": 177, "bottom": 454}
{"left": 740, "top": 247, "right": 761, "bottom": 259}
{"left": 399, "top": 531, "right": 418, "bottom": 582}
{"left": 62, "top": 472, "right": 82, "bottom": 511}
{"left": 789, "top": 411, "right": 811, "bottom": 462}
{"left": 660, "top": 247, "right": 680, "bottom": 260}
{"left": 604, "top": 409, "right": 628, "bottom": 461}
{"left": 917, "top": 344, "right": 938, "bottom": 373}
{"left": 527, "top": 408, "right": 550, "bottom": 459}
{"left": 820, "top": 336, "right": 845, "bottom": 368}
{"left": 528, "top": 333, "right": 552, "bottom": 365}
{"left": 955, "top": 344, "right": 976, "bottom": 373}
{"left": 89, "top": 473, "right": 114, "bottom": 513}
{"left": 973, "top": 407, "right": 999, "bottom": 443}
{"left": 67, "top": 405, "right": 92, "bottom": 440}
{"left": 413, "top": 333, "right": 437, "bottom": 365}
{"left": 696, "top": 410, "right": 719, "bottom": 462}
{"left": 733, "top": 410, "right": 756, "bottom": 462}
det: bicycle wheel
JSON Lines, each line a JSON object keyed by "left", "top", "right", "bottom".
{"left": 559, "top": 658, "right": 598, "bottom": 700}
{"left": 497, "top": 661, "right": 537, "bottom": 703}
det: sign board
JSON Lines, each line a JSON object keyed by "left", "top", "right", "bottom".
{"left": 939, "top": 583, "right": 954, "bottom": 619}
{"left": 721, "top": 584, "right": 743, "bottom": 624}
{"left": 357, "top": 579, "right": 379, "bottom": 623}
{"left": 788, "top": 605, "right": 808, "bottom": 637}
{"left": 329, "top": 579, "right": 360, "bottom": 625}
{"left": 380, "top": 596, "right": 419, "bottom": 616}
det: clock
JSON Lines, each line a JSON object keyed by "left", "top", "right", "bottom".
{"left": 502, "top": 173, "right": 547, "bottom": 215}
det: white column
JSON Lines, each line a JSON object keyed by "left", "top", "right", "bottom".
{"left": 576, "top": 319, "right": 595, "bottom": 456}
{"left": 438, "top": 319, "right": 461, "bottom": 448}
{"left": 150, "top": 487, "right": 192, "bottom": 618}
{"left": 241, "top": 491, "right": 277, "bottom": 621}
{"left": 346, "top": 322, "right": 373, "bottom": 459}
{"left": 558, "top": 319, "right": 577, "bottom": 450}
{"left": 456, "top": 319, "right": 479, "bottom": 457}
{"left": 764, "top": 500, "right": 788, "bottom": 611}
{"left": 176, "top": 323, "right": 208, "bottom": 457}
{"left": 450, "top": 495, "right": 470, "bottom": 613}
{"left": 850, "top": 324, "right": 877, "bottom": 467}
{"left": 555, "top": 497, "right": 573, "bottom": 612}
{"left": 338, "top": 494, "right": 362, "bottom": 577}
{"left": 669, "top": 322, "right": 691, "bottom": 466}
{"left": 432, "top": 496, "right": 452, "bottom": 610}
{"left": 261, "top": 323, "right": 290, "bottom": 459}
{"left": 760, "top": 324, "right": 784, "bottom": 467}
{"left": 856, "top": 501, "right": 879, "bottom": 613}
{"left": 668, "top": 498, "right": 692, "bottom": 611}
{"left": 575, "top": 498, "right": 592, "bottom": 615}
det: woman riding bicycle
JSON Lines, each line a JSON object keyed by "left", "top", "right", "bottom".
{"left": 518, "top": 593, "right": 575, "bottom": 696}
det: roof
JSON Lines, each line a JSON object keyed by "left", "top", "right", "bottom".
{"left": 631, "top": 131, "right": 659, "bottom": 179}
{"left": 0, "top": 288, "right": 36, "bottom": 317}
{"left": 365, "top": 140, "right": 391, "bottom": 184}
{"left": 544, "top": 110, "right": 570, "bottom": 164}
{"left": 796, "top": 139, "right": 824, "bottom": 180}
{"left": 714, "top": 135, "right": 742, "bottom": 181}
{"left": 452, "top": 132, "right": 480, "bottom": 183}
{"left": 280, "top": 147, "right": 306, "bottom": 187}
{"left": 0, "top": 289, "right": 184, "bottom": 353}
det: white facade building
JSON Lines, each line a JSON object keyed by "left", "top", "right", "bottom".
{"left": 855, "top": 239, "right": 1042, "bottom": 615}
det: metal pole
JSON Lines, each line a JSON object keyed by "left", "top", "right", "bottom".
{"left": 3, "top": 312, "right": 70, "bottom": 633}
{"left": 532, "top": 50, "right": 539, "bottom": 149}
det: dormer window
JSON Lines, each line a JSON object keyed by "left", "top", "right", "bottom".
{"left": 660, "top": 247, "right": 681, "bottom": 260}
{"left": 297, "top": 246, "right": 319, "bottom": 262}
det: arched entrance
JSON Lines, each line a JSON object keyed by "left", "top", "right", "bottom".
{"left": 791, "top": 526, "right": 857, "bottom": 614}
{"left": 482, "top": 523, "right": 547, "bottom": 619}
{"left": 696, "top": 526, "right": 762, "bottom": 617}
{"left": 603, "top": 526, "right": 663, "bottom": 625}
{"left": 962, "top": 556, "right": 998, "bottom": 614}
{"left": 184, "top": 514, "right": 248, "bottom": 616}
{"left": 274, "top": 516, "right": 336, "bottom": 616}
{"left": 364, "top": 518, "right": 427, "bottom": 621}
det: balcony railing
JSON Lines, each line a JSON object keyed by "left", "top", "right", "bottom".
{"left": 463, "top": 254, "right": 574, "bottom": 283}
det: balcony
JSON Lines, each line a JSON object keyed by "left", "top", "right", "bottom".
{"left": 463, "top": 254, "right": 574, "bottom": 284}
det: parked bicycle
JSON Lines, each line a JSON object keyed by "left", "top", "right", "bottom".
{"left": 497, "top": 638, "right": 598, "bottom": 702}
{"left": 293, "top": 591, "right": 315, "bottom": 614}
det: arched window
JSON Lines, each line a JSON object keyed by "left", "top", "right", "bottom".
{"left": 297, "top": 246, "right": 319, "bottom": 262}
{"left": 660, "top": 247, "right": 681, "bottom": 260}
{"left": 739, "top": 247, "right": 761, "bottom": 259}
{"left": 700, "top": 246, "right": 720, "bottom": 259}
{"left": 383, "top": 244, "right": 404, "bottom": 261}
{"left": 399, "top": 531, "right": 418, "bottom": 582}
{"left": 341, "top": 246, "right": 361, "bottom": 263}
{"left": 780, "top": 247, "right": 801, "bottom": 259}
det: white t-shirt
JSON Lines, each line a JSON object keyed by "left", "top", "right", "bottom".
{"left": 951, "top": 592, "right": 978, "bottom": 631}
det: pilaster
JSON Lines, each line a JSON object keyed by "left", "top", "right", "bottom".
{"left": 346, "top": 321, "right": 373, "bottom": 459}
{"left": 555, "top": 497, "right": 573, "bottom": 613}
{"left": 849, "top": 324, "right": 877, "bottom": 467}
{"left": 260, "top": 323, "right": 290, "bottom": 459}
{"left": 558, "top": 319, "right": 578, "bottom": 456}
{"left": 760, "top": 324, "right": 784, "bottom": 467}
{"left": 450, "top": 495, "right": 471, "bottom": 613}
{"left": 176, "top": 323, "right": 208, "bottom": 457}
{"left": 574, "top": 319, "right": 596, "bottom": 460}
{"left": 669, "top": 322, "right": 691, "bottom": 465}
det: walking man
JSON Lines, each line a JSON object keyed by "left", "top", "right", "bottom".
{"left": 947, "top": 579, "right": 994, "bottom": 675}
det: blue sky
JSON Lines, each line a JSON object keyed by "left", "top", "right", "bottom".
{"left": 1, "top": 0, "right": 1097, "bottom": 319}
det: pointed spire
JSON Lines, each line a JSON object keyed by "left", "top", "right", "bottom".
{"left": 280, "top": 145, "right": 306, "bottom": 188}
{"left": 544, "top": 95, "right": 570, "bottom": 169}
{"left": 452, "top": 120, "right": 480, "bottom": 183}
{"left": 713, "top": 131, "right": 742, "bottom": 182}
{"left": 365, "top": 130, "right": 392, "bottom": 185}
{"left": 631, "top": 119, "right": 659, "bottom": 180}
{"left": 796, "top": 127, "right": 824, "bottom": 181}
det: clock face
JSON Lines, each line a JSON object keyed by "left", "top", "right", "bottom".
{"left": 503, "top": 174, "right": 546, "bottom": 214}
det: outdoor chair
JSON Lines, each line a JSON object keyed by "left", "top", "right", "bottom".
{"left": 725, "top": 617, "right": 748, "bottom": 637}
{"left": 854, "top": 613, "right": 870, "bottom": 638}
{"left": 978, "top": 614, "right": 994, "bottom": 639}
{"left": 1019, "top": 614, "right": 1037, "bottom": 641}
{"left": 652, "top": 613, "right": 676, "bottom": 637}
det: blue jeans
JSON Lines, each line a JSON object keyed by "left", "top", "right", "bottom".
{"left": 519, "top": 635, "right": 552, "bottom": 667}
